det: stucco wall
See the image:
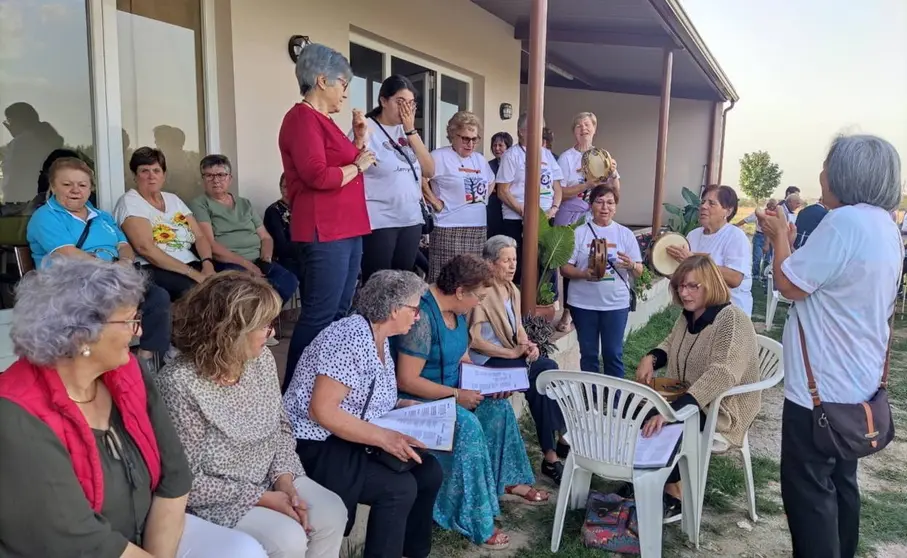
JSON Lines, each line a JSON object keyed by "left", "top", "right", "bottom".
{"left": 224, "top": 0, "right": 522, "bottom": 213}
{"left": 521, "top": 86, "right": 713, "bottom": 227}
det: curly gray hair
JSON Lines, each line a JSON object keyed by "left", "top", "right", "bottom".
{"left": 354, "top": 270, "right": 427, "bottom": 323}
{"left": 10, "top": 257, "right": 146, "bottom": 365}
{"left": 824, "top": 134, "right": 902, "bottom": 211}
{"left": 296, "top": 43, "right": 353, "bottom": 96}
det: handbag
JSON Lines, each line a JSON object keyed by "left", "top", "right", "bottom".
{"left": 586, "top": 224, "right": 637, "bottom": 312}
{"left": 581, "top": 491, "right": 641, "bottom": 554}
{"left": 360, "top": 376, "right": 422, "bottom": 473}
{"left": 371, "top": 118, "right": 434, "bottom": 235}
{"left": 796, "top": 309, "right": 895, "bottom": 460}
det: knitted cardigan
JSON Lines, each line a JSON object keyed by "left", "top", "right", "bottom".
{"left": 655, "top": 304, "right": 762, "bottom": 447}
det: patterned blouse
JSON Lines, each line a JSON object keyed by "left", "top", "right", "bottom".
{"left": 284, "top": 314, "right": 398, "bottom": 441}
{"left": 155, "top": 348, "right": 305, "bottom": 528}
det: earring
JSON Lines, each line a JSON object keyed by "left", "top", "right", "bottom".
{"left": 80, "top": 346, "right": 91, "bottom": 358}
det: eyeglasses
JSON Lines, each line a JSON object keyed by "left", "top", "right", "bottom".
{"left": 337, "top": 78, "right": 349, "bottom": 92}
{"left": 394, "top": 98, "right": 417, "bottom": 109}
{"left": 108, "top": 313, "right": 142, "bottom": 335}
{"left": 202, "top": 172, "right": 230, "bottom": 182}
{"left": 402, "top": 304, "right": 421, "bottom": 318}
{"left": 677, "top": 283, "right": 701, "bottom": 293}
{"left": 457, "top": 135, "right": 480, "bottom": 145}
{"left": 467, "top": 291, "right": 487, "bottom": 303}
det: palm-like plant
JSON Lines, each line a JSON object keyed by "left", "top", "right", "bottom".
{"left": 663, "top": 187, "right": 702, "bottom": 235}
{"left": 536, "top": 210, "right": 583, "bottom": 305}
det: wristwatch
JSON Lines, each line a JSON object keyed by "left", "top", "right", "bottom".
{"left": 201, "top": 257, "right": 214, "bottom": 265}
{"left": 405, "top": 129, "right": 418, "bottom": 136}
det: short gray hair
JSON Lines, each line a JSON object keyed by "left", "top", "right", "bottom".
{"left": 516, "top": 112, "right": 545, "bottom": 134}
{"left": 824, "top": 134, "right": 902, "bottom": 211}
{"left": 354, "top": 270, "right": 427, "bottom": 323}
{"left": 11, "top": 257, "right": 146, "bottom": 365}
{"left": 200, "top": 154, "right": 232, "bottom": 175}
{"left": 295, "top": 43, "right": 353, "bottom": 96}
{"left": 483, "top": 235, "right": 518, "bottom": 261}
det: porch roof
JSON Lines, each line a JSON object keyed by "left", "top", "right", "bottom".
{"left": 471, "top": 0, "right": 738, "bottom": 102}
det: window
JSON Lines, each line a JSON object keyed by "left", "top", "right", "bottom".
{"left": 349, "top": 37, "right": 472, "bottom": 151}
{"left": 117, "top": 0, "right": 206, "bottom": 202}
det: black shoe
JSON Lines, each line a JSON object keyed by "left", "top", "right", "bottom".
{"left": 663, "top": 493, "right": 682, "bottom": 519}
{"left": 615, "top": 482, "right": 635, "bottom": 499}
{"left": 555, "top": 440, "right": 571, "bottom": 459}
{"left": 541, "top": 460, "right": 564, "bottom": 484}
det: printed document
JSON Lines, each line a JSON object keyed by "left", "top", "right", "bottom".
{"left": 370, "top": 397, "right": 457, "bottom": 451}
{"left": 634, "top": 423, "right": 684, "bottom": 469}
{"left": 459, "top": 362, "right": 530, "bottom": 395}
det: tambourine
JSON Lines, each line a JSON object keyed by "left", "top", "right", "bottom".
{"left": 581, "top": 147, "right": 614, "bottom": 184}
{"left": 643, "top": 377, "right": 690, "bottom": 402}
{"left": 650, "top": 232, "right": 690, "bottom": 277}
{"left": 588, "top": 237, "right": 608, "bottom": 279}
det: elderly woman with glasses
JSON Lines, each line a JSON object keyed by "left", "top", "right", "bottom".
{"left": 157, "top": 272, "right": 346, "bottom": 557}
{"left": 394, "top": 254, "right": 550, "bottom": 551}
{"left": 26, "top": 157, "right": 171, "bottom": 367}
{"left": 0, "top": 258, "right": 265, "bottom": 557}
{"left": 756, "top": 134, "right": 902, "bottom": 558}
{"left": 469, "top": 235, "right": 569, "bottom": 484}
{"left": 358, "top": 75, "right": 435, "bottom": 283}
{"left": 423, "top": 111, "right": 495, "bottom": 282}
{"left": 285, "top": 270, "right": 442, "bottom": 558}
{"left": 279, "top": 42, "right": 377, "bottom": 392}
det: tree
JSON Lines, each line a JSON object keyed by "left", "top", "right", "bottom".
{"left": 739, "top": 151, "right": 783, "bottom": 203}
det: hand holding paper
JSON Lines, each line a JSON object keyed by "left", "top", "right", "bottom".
{"left": 459, "top": 363, "right": 530, "bottom": 396}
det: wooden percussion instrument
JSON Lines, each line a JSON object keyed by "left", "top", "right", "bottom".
{"left": 644, "top": 377, "right": 690, "bottom": 402}
{"left": 581, "top": 147, "right": 614, "bottom": 184}
{"left": 650, "top": 232, "right": 690, "bottom": 276}
{"left": 588, "top": 237, "right": 609, "bottom": 279}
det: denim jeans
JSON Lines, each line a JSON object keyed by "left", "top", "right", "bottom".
{"left": 283, "top": 236, "right": 363, "bottom": 392}
{"left": 571, "top": 306, "right": 630, "bottom": 378}
{"left": 751, "top": 231, "right": 766, "bottom": 280}
{"left": 214, "top": 260, "right": 299, "bottom": 303}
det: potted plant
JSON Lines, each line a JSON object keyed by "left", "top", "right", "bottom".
{"left": 534, "top": 210, "right": 580, "bottom": 322}
{"left": 663, "top": 187, "right": 701, "bottom": 235}
{"left": 634, "top": 265, "right": 655, "bottom": 303}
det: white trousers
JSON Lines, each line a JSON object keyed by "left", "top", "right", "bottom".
{"left": 177, "top": 476, "right": 347, "bottom": 558}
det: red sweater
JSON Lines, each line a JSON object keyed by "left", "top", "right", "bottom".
{"left": 278, "top": 103, "right": 371, "bottom": 242}
{"left": 0, "top": 355, "right": 162, "bottom": 512}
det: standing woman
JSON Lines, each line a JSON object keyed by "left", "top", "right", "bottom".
{"left": 424, "top": 111, "right": 495, "bottom": 282}
{"left": 560, "top": 185, "right": 642, "bottom": 378}
{"left": 359, "top": 75, "right": 435, "bottom": 283}
{"left": 554, "top": 112, "right": 619, "bottom": 333}
{"left": 486, "top": 132, "right": 513, "bottom": 239}
{"left": 667, "top": 185, "right": 753, "bottom": 317}
{"left": 758, "top": 135, "right": 902, "bottom": 558}
{"left": 278, "top": 43, "right": 377, "bottom": 391}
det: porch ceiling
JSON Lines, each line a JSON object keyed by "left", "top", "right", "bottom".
{"left": 471, "top": 0, "right": 738, "bottom": 102}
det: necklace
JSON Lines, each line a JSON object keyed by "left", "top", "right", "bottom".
{"left": 69, "top": 381, "right": 99, "bottom": 405}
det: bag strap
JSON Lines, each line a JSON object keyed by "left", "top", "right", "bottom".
{"left": 360, "top": 377, "right": 377, "bottom": 420}
{"left": 587, "top": 223, "right": 634, "bottom": 299}
{"left": 75, "top": 217, "right": 95, "bottom": 250}
{"left": 371, "top": 117, "right": 419, "bottom": 184}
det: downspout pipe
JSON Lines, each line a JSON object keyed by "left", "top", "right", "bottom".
{"left": 717, "top": 99, "right": 736, "bottom": 184}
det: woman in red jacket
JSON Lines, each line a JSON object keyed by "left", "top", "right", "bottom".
{"left": 0, "top": 257, "right": 270, "bottom": 557}
{"left": 279, "top": 43, "right": 376, "bottom": 391}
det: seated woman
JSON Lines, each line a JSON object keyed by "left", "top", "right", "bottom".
{"left": 156, "top": 272, "right": 346, "bottom": 557}
{"left": 636, "top": 255, "right": 761, "bottom": 516}
{"left": 0, "top": 257, "right": 264, "bottom": 557}
{"left": 189, "top": 154, "right": 299, "bottom": 303}
{"left": 26, "top": 156, "right": 171, "bottom": 366}
{"left": 284, "top": 270, "right": 442, "bottom": 558}
{"left": 395, "top": 254, "right": 550, "bottom": 551}
{"left": 469, "top": 235, "right": 568, "bottom": 484}
{"left": 114, "top": 146, "right": 216, "bottom": 301}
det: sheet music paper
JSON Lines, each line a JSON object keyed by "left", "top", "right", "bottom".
{"left": 459, "top": 362, "right": 530, "bottom": 395}
{"left": 370, "top": 397, "right": 457, "bottom": 451}
{"left": 634, "top": 424, "right": 684, "bottom": 469}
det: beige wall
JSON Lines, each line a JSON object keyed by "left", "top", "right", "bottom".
{"left": 223, "top": 0, "right": 521, "bottom": 213}
{"left": 522, "top": 86, "right": 713, "bottom": 226}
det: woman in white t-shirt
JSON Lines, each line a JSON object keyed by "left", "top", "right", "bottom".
{"left": 560, "top": 185, "right": 642, "bottom": 378}
{"left": 668, "top": 185, "right": 753, "bottom": 316}
{"left": 358, "top": 75, "right": 435, "bottom": 283}
{"left": 424, "top": 111, "right": 495, "bottom": 282}
{"left": 114, "top": 147, "right": 216, "bottom": 301}
{"left": 757, "top": 134, "right": 902, "bottom": 558}
{"left": 495, "top": 112, "right": 564, "bottom": 283}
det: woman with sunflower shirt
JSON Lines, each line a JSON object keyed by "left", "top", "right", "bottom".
{"left": 115, "top": 147, "right": 216, "bottom": 300}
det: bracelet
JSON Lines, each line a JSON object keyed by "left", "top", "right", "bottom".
{"left": 201, "top": 257, "right": 214, "bottom": 264}
{"left": 453, "top": 388, "right": 459, "bottom": 401}
{"left": 354, "top": 162, "right": 363, "bottom": 174}
{"left": 551, "top": 204, "right": 560, "bottom": 209}
{"left": 405, "top": 129, "right": 418, "bottom": 136}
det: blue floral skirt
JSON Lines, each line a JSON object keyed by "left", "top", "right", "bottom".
{"left": 430, "top": 399, "right": 535, "bottom": 543}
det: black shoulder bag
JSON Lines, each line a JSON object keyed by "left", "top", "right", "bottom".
{"left": 75, "top": 218, "right": 95, "bottom": 250}
{"left": 371, "top": 118, "right": 434, "bottom": 235}
{"left": 586, "top": 223, "right": 637, "bottom": 312}
{"left": 360, "top": 377, "right": 423, "bottom": 472}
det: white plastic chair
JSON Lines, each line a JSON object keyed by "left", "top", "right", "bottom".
{"left": 764, "top": 270, "right": 792, "bottom": 331}
{"left": 537, "top": 371, "right": 701, "bottom": 557}
{"left": 696, "top": 335, "right": 784, "bottom": 533}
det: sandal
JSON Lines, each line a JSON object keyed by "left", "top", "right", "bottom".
{"left": 541, "top": 460, "right": 564, "bottom": 485}
{"left": 501, "top": 485, "right": 550, "bottom": 506}
{"left": 481, "top": 528, "right": 511, "bottom": 550}
{"left": 555, "top": 319, "right": 574, "bottom": 333}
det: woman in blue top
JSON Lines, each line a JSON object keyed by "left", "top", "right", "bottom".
{"left": 26, "top": 157, "right": 171, "bottom": 366}
{"left": 394, "top": 254, "right": 548, "bottom": 551}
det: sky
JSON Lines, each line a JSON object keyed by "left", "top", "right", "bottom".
{"left": 680, "top": 0, "right": 907, "bottom": 200}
